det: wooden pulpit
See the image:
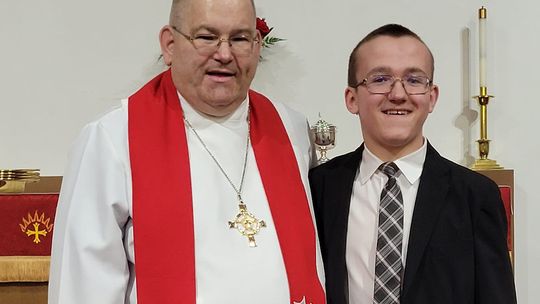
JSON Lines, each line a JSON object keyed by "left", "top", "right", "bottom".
{"left": 0, "top": 176, "right": 62, "bottom": 304}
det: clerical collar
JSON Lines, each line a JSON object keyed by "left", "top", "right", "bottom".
{"left": 178, "top": 92, "right": 249, "bottom": 129}
{"left": 359, "top": 139, "right": 428, "bottom": 185}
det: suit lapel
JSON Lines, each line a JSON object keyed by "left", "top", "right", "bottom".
{"left": 402, "top": 143, "right": 451, "bottom": 297}
{"left": 327, "top": 146, "right": 363, "bottom": 234}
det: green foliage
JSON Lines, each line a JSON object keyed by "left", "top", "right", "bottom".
{"left": 262, "top": 36, "right": 286, "bottom": 48}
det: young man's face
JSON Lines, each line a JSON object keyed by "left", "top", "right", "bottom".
{"left": 345, "top": 35, "right": 439, "bottom": 159}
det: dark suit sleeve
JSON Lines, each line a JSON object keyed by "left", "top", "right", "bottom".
{"left": 309, "top": 167, "right": 327, "bottom": 261}
{"left": 472, "top": 179, "right": 517, "bottom": 303}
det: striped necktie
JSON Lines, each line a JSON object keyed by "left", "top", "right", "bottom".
{"left": 373, "top": 162, "right": 403, "bottom": 304}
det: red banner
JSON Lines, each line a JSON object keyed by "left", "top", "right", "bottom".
{"left": 0, "top": 194, "right": 58, "bottom": 256}
{"left": 498, "top": 186, "right": 512, "bottom": 251}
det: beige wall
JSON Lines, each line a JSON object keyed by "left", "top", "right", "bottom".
{"left": 1, "top": 0, "right": 538, "bottom": 302}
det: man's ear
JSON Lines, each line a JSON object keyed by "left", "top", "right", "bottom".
{"left": 159, "top": 26, "right": 175, "bottom": 66}
{"left": 256, "top": 30, "right": 263, "bottom": 50}
{"left": 428, "top": 84, "right": 439, "bottom": 113}
{"left": 345, "top": 87, "right": 360, "bottom": 115}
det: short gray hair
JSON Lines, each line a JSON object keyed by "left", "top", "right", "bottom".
{"left": 169, "top": 0, "right": 256, "bottom": 26}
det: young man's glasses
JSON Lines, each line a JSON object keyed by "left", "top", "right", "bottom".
{"left": 354, "top": 74, "right": 433, "bottom": 95}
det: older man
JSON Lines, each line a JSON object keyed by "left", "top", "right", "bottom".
{"left": 48, "top": 0, "right": 325, "bottom": 303}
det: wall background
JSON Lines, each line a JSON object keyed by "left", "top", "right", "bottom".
{"left": 1, "top": 0, "right": 538, "bottom": 302}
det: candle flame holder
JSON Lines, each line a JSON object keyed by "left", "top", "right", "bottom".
{"left": 471, "top": 87, "right": 503, "bottom": 170}
{"left": 471, "top": 6, "right": 502, "bottom": 170}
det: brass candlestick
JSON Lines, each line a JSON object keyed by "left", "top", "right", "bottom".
{"left": 471, "top": 6, "right": 502, "bottom": 170}
{"left": 471, "top": 87, "right": 502, "bottom": 170}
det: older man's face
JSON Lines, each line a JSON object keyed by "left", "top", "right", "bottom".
{"left": 161, "top": 0, "right": 260, "bottom": 116}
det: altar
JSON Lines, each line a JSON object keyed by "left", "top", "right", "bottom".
{"left": 0, "top": 176, "right": 62, "bottom": 304}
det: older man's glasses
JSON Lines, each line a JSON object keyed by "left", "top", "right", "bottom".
{"left": 171, "top": 26, "right": 259, "bottom": 57}
{"left": 354, "top": 74, "right": 433, "bottom": 95}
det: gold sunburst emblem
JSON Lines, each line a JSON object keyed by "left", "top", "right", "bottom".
{"left": 19, "top": 211, "right": 54, "bottom": 244}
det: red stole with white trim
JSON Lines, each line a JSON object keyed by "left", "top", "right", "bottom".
{"left": 129, "top": 69, "right": 325, "bottom": 304}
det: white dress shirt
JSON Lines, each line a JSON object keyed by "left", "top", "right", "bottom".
{"left": 346, "top": 141, "right": 427, "bottom": 304}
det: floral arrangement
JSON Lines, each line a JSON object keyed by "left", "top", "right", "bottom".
{"left": 256, "top": 17, "right": 285, "bottom": 48}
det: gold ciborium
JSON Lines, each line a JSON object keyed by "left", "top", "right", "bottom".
{"left": 311, "top": 116, "right": 336, "bottom": 164}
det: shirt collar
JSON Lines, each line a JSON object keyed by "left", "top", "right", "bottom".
{"left": 359, "top": 140, "right": 428, "bottom": 185}
{"left": 178, "top": 92, "right": 249, "bottom": 129}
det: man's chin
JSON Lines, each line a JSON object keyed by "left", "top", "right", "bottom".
{"left": 198, "top": 95, "right": 246, "bottom": 116}
{"left": 382, "top": 133, "right": 424, "bottom": 150}
{"left": 204, "top": 87, "right": 247, "bottom": 103}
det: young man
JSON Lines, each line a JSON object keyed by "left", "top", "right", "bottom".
{"left": 48, "top": 0, "right": 325, "bottom": 303}
{"left": 310, "top": 24, "right": 516, "bottom": 304}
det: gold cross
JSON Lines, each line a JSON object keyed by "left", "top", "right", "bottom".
{"left": 228, "top": 203, "right": 266, "bottom": 247}
{"left": 26, "top": 222, "right": 47, "bottom": 243}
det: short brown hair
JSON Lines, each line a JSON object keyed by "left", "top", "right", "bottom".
{"left": 347, "top": 24, "right": 434, "bottom": 87}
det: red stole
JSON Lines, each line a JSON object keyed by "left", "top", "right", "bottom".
{"left": 129, "top": 69, "right": 325, "bottom": 304}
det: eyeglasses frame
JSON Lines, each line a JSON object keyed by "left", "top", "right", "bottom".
{"left": 170, "top": 26, "right": 260, "bottom": 56}
{"left": 353, "top": 74, "right": 434, "bottom": 95}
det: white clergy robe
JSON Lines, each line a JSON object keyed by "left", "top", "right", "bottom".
{"left": 48, "top": 95, "right": 324, "bottom": 304}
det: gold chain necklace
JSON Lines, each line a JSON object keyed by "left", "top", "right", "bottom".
{"left": 183, "top": 104, "right": 266, "bottom": 247}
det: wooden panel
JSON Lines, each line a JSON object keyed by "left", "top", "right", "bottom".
{"left": 0, "top": 283, "right": 47, "bottom": 304}
{"left": 23, "top": 176, "right": 62, "bottom": 193}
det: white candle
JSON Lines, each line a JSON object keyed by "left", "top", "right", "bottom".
{"left": 479, "top": 7, "right": 487, "bottom": 87}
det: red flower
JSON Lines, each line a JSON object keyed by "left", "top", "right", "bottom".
{"left": 256, "top": 17, "right": 272, "bottom": 38}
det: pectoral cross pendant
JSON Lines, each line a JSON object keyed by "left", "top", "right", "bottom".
{"left": 228, "top": 199, "right": 266, "bottom": 247}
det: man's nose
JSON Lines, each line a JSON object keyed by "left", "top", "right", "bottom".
{"left": 213, "top": 39, "right": 234, "bottom": 62}
{"left": 387, "top": 79, "right": 408, "bottom": 102}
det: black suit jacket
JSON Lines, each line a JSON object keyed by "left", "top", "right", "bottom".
{"left": 309, "top": 143, "right": 516, "bottom": 304}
